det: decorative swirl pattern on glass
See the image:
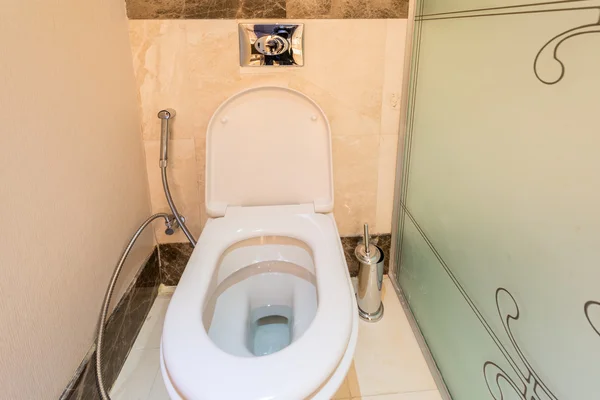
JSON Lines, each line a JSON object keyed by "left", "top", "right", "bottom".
{"left": 483, "top": 288, "right": 558, "bottom": 400}
{"left": 534, "top": 10, "right": 600, "bottom": 85}
{"left": 483, "top": 293, "right": 600, "bottom": 399}
{"left": 584, "top": 300, "right": 600, "bottom": 337}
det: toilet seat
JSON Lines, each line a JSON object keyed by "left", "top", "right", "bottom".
{"left": 205, "top": 86, "right": 334, "bottom": 217}
{"left": 161, "top": 206, "right": 355, "bottom": 400}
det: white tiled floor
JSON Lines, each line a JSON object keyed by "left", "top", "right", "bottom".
{"left": 111, "top": 277, "right": 442, "bottom": 400}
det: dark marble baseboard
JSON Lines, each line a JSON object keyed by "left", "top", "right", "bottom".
{"left": 158, "top": 242, "right": 193, "bottom": 286}
{"left": 341, "top": 234, "right": 391, "bottom": 276}
{"left": 158, "top": 234, "right": 391, "bottom": 283}
{"left": 61, "top": 249, "right": 160, "bottom": 400}
{"left": 126, "top": 0, "right": 408, "bottom": 19}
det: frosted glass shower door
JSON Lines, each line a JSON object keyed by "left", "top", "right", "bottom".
{"left": 395, "top": 1, "right": 600, "bottom": 399}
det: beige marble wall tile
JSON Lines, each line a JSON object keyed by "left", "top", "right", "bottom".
{"left": 376, "top": 134, "right": 399, "bottom": 233}
{"left": 130, "top": 19, "right": 406, "bottom": 238}
{"left": 144, "top": 139, "right": 202, "bottom": 242}
{"left": 289, "top": 20, "right": 386, "bottom": 137}
{"left": 130, "top": 20, "right": 240, "bottom": 141}
{"left": 194, "top": 137, "right": 209, "bottom": 229}
{"left": 332, "top": 136, "right": 380, "bottom": 236}
{"left": 381, "top": 19, "right": 407, "bottom": 136}
{"left": 130, "top": 20, "right": 295, "bottom": 142}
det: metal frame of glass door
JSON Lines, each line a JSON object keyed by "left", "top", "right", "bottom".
{"left": 388, "top": 0, "right": 452, "bottom": 397}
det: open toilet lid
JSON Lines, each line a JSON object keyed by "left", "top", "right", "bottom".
{"left": 205, "top": 87, "right": 334, "bottom": 217}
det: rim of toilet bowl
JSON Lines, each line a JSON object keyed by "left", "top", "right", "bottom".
{"left": 162, "top": 213, "right": 353, "bottom": 399}
{"left": 159, "top": 278, "right": 358, "bottom": 400}
{"left": 159, "top": 212, "right": 358, "bottom": 399}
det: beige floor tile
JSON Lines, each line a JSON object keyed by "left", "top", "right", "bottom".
{"left": 350, "top": 278, "right": 437, "bottom": 397}
{"left": 332, "top": 377, "right": 352, "bottom": 399}
{"left": 113, "top": 279, "right": 441, "bottom": 400}
{"left": 356, "top": 390, "right": 442, "bottom": 400}
{"left": 132, "top": 294, "right": 172, "bottom": 350}
{"left": 110, "top": 348, "right": 160, "bottom": 400}
{"left": 148, "top": 368, "right": 171, "bottom": 400}
{"left": 346, "top": 361, "right": 361, "bottom": 397}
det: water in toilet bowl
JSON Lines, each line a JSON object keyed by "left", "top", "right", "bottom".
{"left": 202, "top": 236, "right": 318, "bottom": 358}
{"left": 248, "top": 305, "right": 293, "bottom": 356}
{"left": 204, "top": 268, "right": 316, "bottom": 357}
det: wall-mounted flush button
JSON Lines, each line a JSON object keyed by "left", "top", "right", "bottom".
{"left": 239, "top": 24, "right": 304, "bottom": 67}
{"left": 255, "top": 35, "right": 289, "bottom": 56}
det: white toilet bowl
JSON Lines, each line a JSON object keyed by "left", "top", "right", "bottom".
{"left": 160, "top": 87, "right": 358, "bottom": 399}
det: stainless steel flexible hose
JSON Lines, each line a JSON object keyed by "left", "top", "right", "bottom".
{"left": 96, "top": 109, "right": 197, "bottom": 399}
{"left": 95, "top": 213, "right": 173, "bottom": 400}
{"left": 158, "top": 109, "right": 197, "bottom": 247}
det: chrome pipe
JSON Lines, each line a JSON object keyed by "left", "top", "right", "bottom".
{"left": 158, "top": 109, "right": 175, "bottom": 167}
{"left": 95, "top": 213, "right": 174, "bottom": 400}
{"left": 157, "top": 109, "right": 197, "bottom": 247}
{"left": 161, "top": 166, "right": 196, "bottom": 246}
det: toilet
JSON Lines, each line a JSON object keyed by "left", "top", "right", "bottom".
{"left": 160, "top": 87, "right": 358, "bottom": 400}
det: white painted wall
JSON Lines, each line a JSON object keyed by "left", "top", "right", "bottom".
{"left": 0, "top": 1, "right": 153, "bottom": 398}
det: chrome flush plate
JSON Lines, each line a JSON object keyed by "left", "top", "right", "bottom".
{"left": 239, "top": 24, "right": 304, "bottom": 67}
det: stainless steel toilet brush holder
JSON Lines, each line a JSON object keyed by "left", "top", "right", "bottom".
{"left": 355, "top": 223, "right": 384, "bottom": 322}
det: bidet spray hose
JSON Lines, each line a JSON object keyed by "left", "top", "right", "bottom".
{"left": 95, "top": 213, "right": 173, "bottom": 400}
{"left": 158, "top": 109, "right": 197, "bottom": 247}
